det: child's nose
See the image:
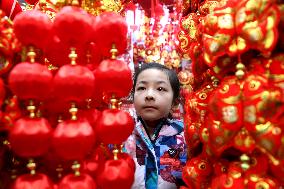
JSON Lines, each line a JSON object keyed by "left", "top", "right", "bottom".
{"left": 145, "top": 89, "right": 155, "bottom": 101}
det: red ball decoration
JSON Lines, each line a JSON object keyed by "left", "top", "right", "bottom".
{"left": 53, "top": 64, "right": 95, "bottom": 103}
{"left": 96, "top": 109, "right": 134, "bottom": 144}
{"left": 53, "top": 6, "right": 93, "bottom": 48}
{"left": 58, "top": 173, "right": 96, "bottom": 189}
{"left": 52, "top": 119, "right": 95, "bottom": 160}
{"left": 9, "top": 117, "right": 52, "bottom": 158}
{"left": 93, "top": 12, "right": 128, "bottom": 58}
{"left": 13, "top": 10, "right": 52, "bottom": 49}
{"left": 12, "top": 173, "right": 54, "bottom": 189}
{"left": 8, "top": 62, "right": 53, "bottom": 100}
{"left": 94, "top": 59, "right": 132, "bottom": 99}
{"left": 96, "top": 159, "right": 134, "bottom": 189}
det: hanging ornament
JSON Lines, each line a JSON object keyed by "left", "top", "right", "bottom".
{"left": 53, "top": 48, "right": 95, "bottom": 103}
{"left": 53, "top": 6, "right": 93, "bottom": 48}
{"left": 93, "top": 12, "right": 128, "bottom": 58}
{"left": 94, "top": 45, "right": 132, "bottom": 100}
{"left": 13, "top": 10, "right": 52, "bottom": 49}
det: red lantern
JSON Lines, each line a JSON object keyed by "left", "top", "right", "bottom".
{"left": 52, "top": 119, "right": 95, "bottom": 160}
{"left": 8, "top": 62, "right": 53, "bottom": 100}
{"left": 94, "top": 59, "right": 132, "bottom": 99}
{"left": 53, "top": 64, "right": 95, "bottom": 103}
{"left": 9, "top": 117, "right": 52, "bottom": 158}
{"left": 58, "top": 173, "right": 96, "bottom": 189}
{"left": 96, "top": 159, "right": 134, "bottom": 189}
{"left": 53, "top": 6, "right": 93, "bottom": 48}
{"left": 96, "top": 109, "right": 134, "bottom": 144}
{"left": 93, "top": 12, "right": 128, "bottom": 58}
{"left": 13, "top": 10, "right": 52, "bottom": 49}
{"left": 12, "top": 173, "right": 54, "bottom": 189}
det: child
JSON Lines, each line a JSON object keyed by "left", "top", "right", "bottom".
{"left": 124, "top": 63, "right": 187, "bottom": 189}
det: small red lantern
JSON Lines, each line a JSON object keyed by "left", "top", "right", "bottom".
{"left": 52, "top": 119, "right": 95, "bottom": 160}
{"left": 96, "top": 109, "right": 134, "bottom": 145}
{"left": 96, "top": 159, "right": 134, "bottom": 189}
{"left": 94, "top": 59, "right": 132, "bottom": 100}
{"left": 12, "top": 173, "right": 54, "bottom": 189}
{"left": 58, "top": 173, "right": 96, "bottom": 189}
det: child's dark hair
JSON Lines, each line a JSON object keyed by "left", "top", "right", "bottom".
{"left": 133, "top": 63, "right": 180, "bottom": 103}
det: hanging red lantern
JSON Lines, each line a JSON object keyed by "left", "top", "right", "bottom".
{"left": 53, "top": 64, "right": 95, "bottom": 103}
{"left": 9, "top": 116, "right": 52, "bottom": 158}
{"left": 8, "top": 61, "right": 53, "bottom": 100}
{"left": 52, "top": 119, "right": 95, "bottom": 160}
{"left": 94, "top": 59, "right": 132, "bottom": 100}
{"left": 58, "top": 173, "right": 96, "bottom": 189}
{"left": 96, "top": 109, "right": 134, "bottom": 145}
{"left": 53, "top": 6, "right": 93, "bottom": 48}
{"left": 13, "top": 10, "right": 52, "bottom": 49}
{"left": 96, "top": 159, "right": 134, "bottom": 189}
{"left": 12, "top": 173, "right": 54, "bottom": 189}
{"left": 93, "top": 12, "right": 128, "bottom": 58}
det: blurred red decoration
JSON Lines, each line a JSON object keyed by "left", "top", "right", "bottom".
{"left": 94, "top": 59, "right": 132, "bottom": 99}
{"left": 96, "top": 158, "right": 134, "bottom": 189}
{"left": 8, "top": 62, "right": 53, "bottom": 100}
{"left": 96, "top": 109, "right": 134, "bottom": 144}
{"left": 52, "top": 119, "right": 95, "bottom": 160}
{"left": 93, "top": 12, "right": 128, "bottom": 58}
{"left": 0, "top": 78, "right": 5, "bottom": 106}
{"left": 9, "top": 117, "right": 53, "bottom": 157}
{"left": 58, "top": 173, "right": 96, "bottom": 189}
{"left": 53, "top": 64, "right": 95, "bottom": 103}
{"left": 53, "top": 6, "right": 93, "bottom": 48}
{"left": 12, "top": 173, "right": 54, "bottom": 189}
{"left": 13, "top": 10, "right": 52, "bottom": 49}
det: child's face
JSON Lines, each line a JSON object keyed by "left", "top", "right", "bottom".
{"left": 134, "top": 68, "right": 174, "bottom": 123}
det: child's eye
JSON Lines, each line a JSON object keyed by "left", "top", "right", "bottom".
{"left": 157, "top": 87, "right": 166, "bottom": 91}
{"left": 136, "top": 86, "right": 146, "bottom": 91}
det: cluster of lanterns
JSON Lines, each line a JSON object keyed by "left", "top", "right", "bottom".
{"left": 179, "top": 0, "right": 284, "bottom": 188}
{"left": 0, "top": 4, "right": 135, "bottom": 189}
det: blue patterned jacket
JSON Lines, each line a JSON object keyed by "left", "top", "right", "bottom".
{"left": 124, "top": 117, "right": 187, "bottom": 189}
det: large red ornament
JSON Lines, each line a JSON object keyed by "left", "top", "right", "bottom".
{"left": 96, "top": 109, "right": 134, "bottom": 144}
{"left": 9, "top": 117, "right": 52, "bottom": 157}
{"left": 94, "top": 59, "right": 132, "bottom": 99}
{"left": 12, "top": 173, "right": 54, "bottom": 189}
{"left": 53, "top": 6, "right": 93, "bottom": 48}
{"left": 53, "top": 64, "right": 95, "bottom": 103}
{"left": 93, "top": 12, "right": 128, "bottom": 58}
{"left": 13, "top": 10, "right": 52, "bottom": 49}
{"left": 58, "top": 173, "right": 96, "bottom": 189}
{"left": 8, "top": 62, "right": 53, "bottom": 100}
{"left": 52, "top": 119, "right": 95, "bottom": 160}
{"left": 96, "top": 159, "right": 134, "bottom": 189}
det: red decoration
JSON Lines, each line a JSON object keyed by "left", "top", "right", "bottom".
{"left": 13, "top": 10, "right": 52, "bottom": 49}
{"left": 52, "top": 119, "right": 95, "bottom": 160}
{"left": 96, "top": 159, "right": 134, "bottom": 189}
{"left": 93, "top": 12, "right": 128, "bottom": 58}
{"left": 12, "top": 173, "right": 54, "bottom": 189}
{"left": 96, "top": 109, "right": 134, "bottom": 144}
{"left": 53, "top": 6, "right": 93, "bottom": 48}
{"left": 94, "top": 59, "right": 132, "bottom": 99}
{"left": 0, "top": 0, "right": 22, "bottom": 19}
{"left": 53, "top": 64, "right": 95, "bottom": 103}
{"left": 8, "top": 62, "right": 53, "bottom": 100}
{"left": 9, "top": 117, "right": 52, "bottom": 157}
{"left": 58, "top": 173, "right": 96, "bottom": 189}
{"left": 0, "top": 78, "right": 5, "bottom": 106}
